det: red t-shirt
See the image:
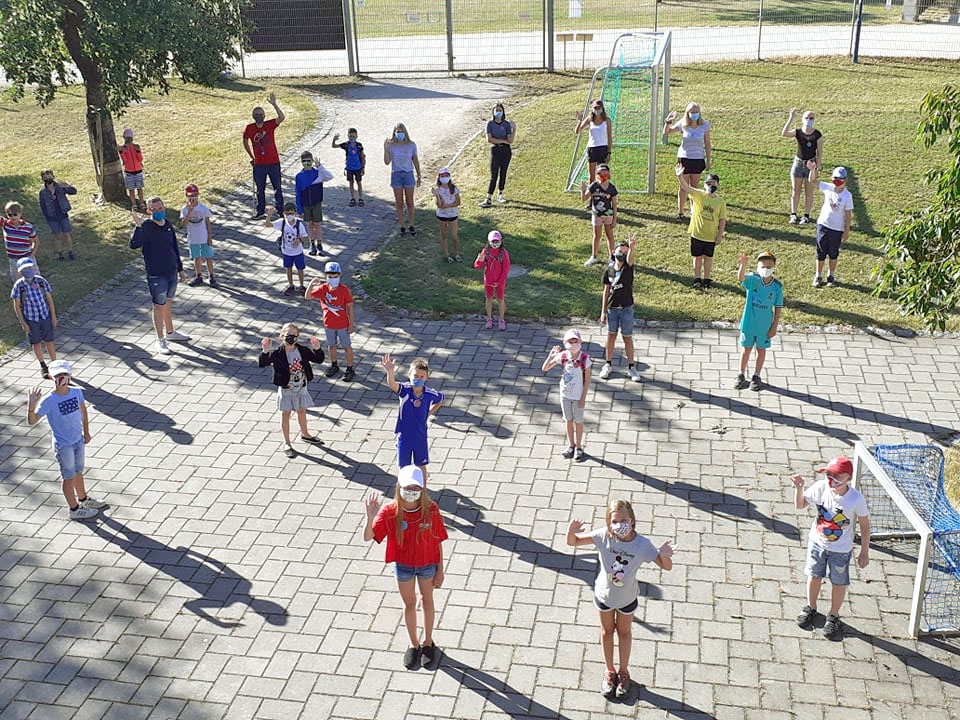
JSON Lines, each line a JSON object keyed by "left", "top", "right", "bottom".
{"left": 243, "top": 118, "right": 279, "bottom": 165}
{"left": 372, "top": 502, "right": 447, "bottom": 566}
{"left": 309, "top": 283, "right": 353, "bottom": 330}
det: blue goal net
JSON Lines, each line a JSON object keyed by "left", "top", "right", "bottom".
{"left": 860, "top": 444, "right": 960, "bottom": 634}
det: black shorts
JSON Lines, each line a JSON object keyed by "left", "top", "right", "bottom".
{"left": 588, "top": 145, "right": 610, "bottom": 164}
{"left": 690, "top": 237, "right": 716, "bottom": 257}
{"left": 679, "top": 157, "right": 706, "bottom": 175}
{"left": 594, "top": 596, "right": 639, "bottom": 614}
{"left": 816, "top": 225, "right": 843, "bottom": 260}
{"left": 345, "top": 169, "right": 363, "bottom": 183}
{"left": 436, "top": 215, "right": 458, "bottom": 222}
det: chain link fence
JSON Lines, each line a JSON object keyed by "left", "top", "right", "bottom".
{"left": 236, "top": 0, "right": 960, "bottom": 76}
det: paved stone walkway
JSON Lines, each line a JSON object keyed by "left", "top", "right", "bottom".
{"left": 2, "top": 79, "right": 960, "bottom": 720}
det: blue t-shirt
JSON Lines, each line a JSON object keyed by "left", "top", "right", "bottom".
{"left": 394, "top": 383, "right": 443, "bottom": 439}
{"left": 36, "top": 387, "right": 85, "bottom": 446}
{"left": 740, "top": 273, "right": 784, "bottom": 334}
{"left": 339, "top": 141, "right": 364, "bottom": 171}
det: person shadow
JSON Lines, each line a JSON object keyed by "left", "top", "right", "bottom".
{"left": 72, "top": 379, "right": 193, "bottom": 445}
{"left": 85, "top": 514, "right": 288, "bottom": 628}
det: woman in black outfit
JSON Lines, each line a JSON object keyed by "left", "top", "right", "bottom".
{"left": 479, "top": 103, "right": 515, "bottom": 208}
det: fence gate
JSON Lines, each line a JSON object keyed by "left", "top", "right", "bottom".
{"left": 350, "top": 0, "right": 547, "bottom": 73}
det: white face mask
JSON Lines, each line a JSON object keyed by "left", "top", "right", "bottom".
{"left": 285, "top": 215, "right": 296, "bottom": 225}
{"left": 327, "top": 276, "right": 340, "bottom": 288}
{"left": 438, "top": 176, "right": 451, "bottom": 184}
{"left": 757, "top": 265, "right": 775, "bottom": 278}
{"left": 564, "top": 341, "right": 581, "bottom": 353}
{"left": 400, "top": 488, "right": 421, "bottom": 503}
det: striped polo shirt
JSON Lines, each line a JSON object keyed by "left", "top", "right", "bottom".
{"left": 3, "top": 219, "right": 37, "bottom": 258}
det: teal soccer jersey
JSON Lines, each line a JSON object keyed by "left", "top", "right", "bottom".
{"left": 739, "top": 273, "right": 783, "bottom": 335}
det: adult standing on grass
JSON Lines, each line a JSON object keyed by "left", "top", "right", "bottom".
{"left": 129, "top": 197, "right": 190, "bottom": 355}
{"left": 384, "top": 123, "right": 421, "bottom": 236}
{"left": 781, "top": 108, "right": 823, "bottom": 225}
{"left": 599, "top": 238, "right": 642, "bottom": 383}
{"left": 243, "top": 92, "right": 285, "bottom": 221}
{"left": 38, "top": 169, "right": 78, "bottom": 261}
{"left": 664, "top": 102, "right": 711, "bottom": 220}
{"left": 479, "top": 103, "right": 515, "bottom": 207}
{"left": 574, "top": 99, "right": 612, "bottom": 184}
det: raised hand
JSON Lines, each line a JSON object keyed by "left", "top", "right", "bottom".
{"left": 659, "top": 539, "right": 677, "bottom": 558}
{"left": 790, "top": 473, "right": 805, "bottom": 489}
{"left": 551, "top": 344, "right": 563, "bottom": 357}
{"left": 666, "top": 110, "right": 679, "bottom": 123}
{"left": 789, "top": 107, "right": 798, "bottom": 116}
{"left": 267, "top": 91, "right": 277, "bottom": 105}
{"left": 381, "top": 353, "right": 395, "bottom": 373}
{"left": 568, "top": 519, "right": 584, "bottom": 535}
{"left": 261, "top": 338, "right": 273, "bottom": 352}
{"left": 130, "top": 211, "right": 144, "bottom": 227}
{"left": 364, "top": 492, "right": 382, "bottom": 521}
{"left": 333, "top": 133, "right": 340, "bottom": 143}
{"left": 575, "top": 109, "right": 584, "bottom": 122}
{"left": 28, "top": 386, "right": 42, "bottom": 407}
{"left": 739, "top": 253, "right": 749, "bottom": 266}
{"left": 309, "top": 336, "right": 322, "bottom": 350}
{"left": 627, "top": 234, "right": 637, "bottom": 249}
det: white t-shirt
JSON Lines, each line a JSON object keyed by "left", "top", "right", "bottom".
{"left": 433, "top": 185, "right": 460, "bottom": 219}
{"left": 817, "top": 182, "right": 854, "bottom": 231}
{"left": 590, "top": 527, "right": 660, "bottom": 609}
{"left": 804, "top": 479, "right": 869, "bottom": 553}
{"left": 675, "top": 120, "right": 711, "bottom": 159}
{"left": 558, "top": 350, "right": 591, "bottom": 400}
{"left": 180, "top": 203, "right": 212, "bottom": 245}
{"left": 272, "top": 218, "right": 308, "bottom": 256}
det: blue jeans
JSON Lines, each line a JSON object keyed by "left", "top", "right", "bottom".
{"left": 253, "top": 163, "right": 283, "bottom": 215}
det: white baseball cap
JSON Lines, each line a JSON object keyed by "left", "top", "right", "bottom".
{"left": 47, "top": 360, "right": 72, "bottom": 377}
{"left": 398, "top": 465, "right": 424, "bottom": 488}
{"left": 563, "top": 328, "right": 582, "bottom": 343}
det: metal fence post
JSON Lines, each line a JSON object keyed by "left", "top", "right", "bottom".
{"left": 654, "top": 0, "right": 659, "bottom": 32}
{"left": 661, "top": 36, "right": 670, "bottom": 144}
{"left": 852, "top": 0, "right": 865, "bottom": 63}
{"left": 757, "top": 0, "right": 764, "bottom": 61}
{"left": 546, "top": 0, "right": 555, "bottom": 72}
{"left": 341, "top": 0, "right": 356, "bottom": 75}
{"left": 445, "top": 0, "right": 455, "bottom": 72}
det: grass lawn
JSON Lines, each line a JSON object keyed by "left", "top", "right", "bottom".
{"left": 946, "top": 445, "right": 960, "bottom": 511}
{"left": 0, "top": 77, "right": 343, "bottom": 352}
{"left": 363, "top": 56, "right": 959, "bottom": 330}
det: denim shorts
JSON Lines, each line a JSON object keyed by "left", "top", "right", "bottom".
{"left": 606, "top": 305, "right": 634, "bottom": 336}
{"left": 27, "top": 316, "right": 54, "bottom": 345}
{"left": 792, "top": 156, "right": 813, "bottom": 180}
{"left": 54, "top": 439, "right": 85, "bottom": 479}
{"left": 395, "top": 563, "right": 437, "bottom": 582}
{"left": 189, "top": 243, "right": 214, "bottom": 259}
{"left": 47, "top": 217, "right": 72, "bottom": 235}
{"left": 147, "top": 273, "right": 178, "bottom": 305}
{"left": 390, "top": 170, "right": 416, "bottom": 189}
{"left": 325, "top": 327, "right": 352, "bottom": 348}
{"left": 805, "top": 542, "right": 852, "bottom": 586}
{"left": 282, "top": 252, "right": 306, "bottom": 270}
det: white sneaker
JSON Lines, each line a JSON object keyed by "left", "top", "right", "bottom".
{"left": 69, "top": 506, "right": 99, "bottom": 521}
{"left": 79, "top": 496, "right": 107, "bottom": 509}
{"left": 497, "top": 193, "right": 507, "bottom": 204}
{"left": 599, "top": 363, "right": 612, "bottom": 379}
{"left": 628, "top": 366, "right": 642, "bottom": 383}
{"left": 154, "top": 338, "right": 171, "bottom": 355}
{"left": 583, "top": 255, "right": 599, "bottom": 267}
{"left": 165, "top": 330, "right": 191, "bottom": 342}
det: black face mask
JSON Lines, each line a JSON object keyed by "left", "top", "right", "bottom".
{"left": 44, "top": 179, "right": 55, "bottom": 185}
{"left": 707, "top": 184, "right": 718, "bottom": 193}
{"left": 614, "top": 253, "right": 627, "bottom": 263}
{"left": 284, "top": 334, "right": 298, "bottom": 345}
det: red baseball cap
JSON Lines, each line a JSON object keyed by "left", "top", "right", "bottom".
{"left": 184, "top": 184, "right": 199, "bottom": 197}
{"left": 817, "top": 456, "right": 853, "bottom": 477}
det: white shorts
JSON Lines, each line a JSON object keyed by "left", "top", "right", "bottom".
{"left": 560, "top": 397, "right": 584, "bottom": 423}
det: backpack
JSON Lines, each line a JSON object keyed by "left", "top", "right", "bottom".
{"left": 560, "top": 350, "right": 590, "bottom": 384}
{"left": 277, "top": 218, "right": 307, "bottom": 254}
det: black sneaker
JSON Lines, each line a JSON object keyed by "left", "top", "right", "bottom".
{"left": 750, "top": 374, "right": 762, "bottom": 391}
{"left": 283, "top": 446, "right": 296, "bottom": 458}
{"left": 408, "top": 226, "right": 417, "bottom": 236}
{"left": 68, "top": 250, "right": 75, "bottom": 261}
{"left": 349, "top": 198, "right": 356, "bottom": 207}
{"left": 796, "top": 605, "right": 818, "bottom": 627}
{"left": 692, "top": 278, "right": 703, "bottom": 289}
{"left": 561, "top": 446, "right": 575, "bottom": 459}
{"left": 676, "top": 212, "right": 684, "bottom": 221}
{"left": 823, "top": 614, "right": 843, "bottom": 639}
{"left": 316, "top": 245, "right": 326, "bottom": 256}
{"left": 403, "top": 646, "right": 421, "bottom": 669}
{"left": 282, "top": 286, "right": 295, "bottom": 296}
{"left": 343, "top": 367, "right": 356, "bottom": 382}
{"left": 40, "top": 363, "right": 50, "bottom": 380}
{"left": 251, "top": 213, "right": 266, "bottom": 221}
{"left": 188, "top": 275, "right": 204, "bottom": 287}
{"left": 300, "top": 435, "right": 323, "bottom": 445}
{"left": 400, "top": 225, "right": 407, "bottom": 235}
{"left": 420, "top": 643, "right": 439, "bottom": 669}
{"left": 574, "top": 448, "right": 586, "bottom": 462}
{"left": 734, "top": 373, "right": 749, "bottom": 390}
{"left": 325, "top": 365, "right": 340, "bottom": 378}
{"left": 826, "top": 275, "right": 837, "bottom": 287}
{"left": 702, "top": 278, "right": 713, "bottom": 289}
{"left": 57, "top": 251, "right": 65, "bottom": 262}
{"left": 209, "top": 276, "right": 220, "bottom": 289}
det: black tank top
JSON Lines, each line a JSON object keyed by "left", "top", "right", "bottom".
{"left": 795, "top": 129, "right": 822, "bottom": 161}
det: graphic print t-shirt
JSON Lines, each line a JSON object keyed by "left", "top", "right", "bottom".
{"left": 588, "top": 181, "right": 618, "bottom": 216}
{"left": 804, "top": 479, "right": 869, "bottom": 553}
{"left": 180, "top": 203, "right": 212, "bottom": 245}
{"left": 372, "top": 502, "right": 448, "bottom": 566}
{"left": 604, "top": 262, "right": 634, "bottom": 308}
{"left": 590, "top": 527, "right": 659, "bottom": 609}
{"left": 36, "top": 387, "right": 84, "bottom": 447}
{"left": 739, "top": 273, "right": 784, "bottom": 334}
{"left": 271, "top": 218, "right": 308, "bottom": 256}
{"left": 559, "top": 351, "right": 591, "bottom": 401}
{"left": 338, "top": 141, "right": 364, "bottom": 171}
{"left": 285, "top": 349, "right": 307, "bottom": 392}
{"left": 394, "top": 383, "right": 443, "bottom": 439}
{"left": 817, "top": 182, "right": 854, "bottom": 232}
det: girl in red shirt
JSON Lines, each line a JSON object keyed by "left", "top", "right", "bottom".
{"left": 363, "top": 465, "right": 447, "bottom": 670}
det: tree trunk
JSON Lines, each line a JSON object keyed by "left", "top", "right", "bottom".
{"left": 58, "top": 0, "right": 126, "bottom": 203}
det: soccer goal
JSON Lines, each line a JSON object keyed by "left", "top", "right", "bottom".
{"left": 565, "top": 31, "right": 671, "bottom": 195}
{"left": 851, "top": 441, "right": 960, "bottom": 637}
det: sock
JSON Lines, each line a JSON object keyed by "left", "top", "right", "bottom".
{"left": 69, "top": 505, "right": 78, "bottom": 511}
{"left": 346, "top": 366, "right": 353, "bottom": 371}
{"left": 330, "top": 362, "right": 339, "bottom": 368}
{"left": 77, "top": 496, "right": 86, "bottom": 502}
{"left": 628, "top": 363, "right": 634, "bottom": 368}
{"left": 604, "top": 360, "right": 611, "bottom": 365}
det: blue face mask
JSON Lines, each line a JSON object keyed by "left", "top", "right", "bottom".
{"left": 494, "top": 112, "right": 503, "bottom": 119}
{"left": 411, "top": 378, "right": 425, "bottom": 388}
{"left": 151, "top": 211, "right": 165, "bottom": 222}
{"left": 395, "top": 132, "right": 406, "bottom": 141}
{"left": 689, "top": 112, "right": 700, "bottom": 121}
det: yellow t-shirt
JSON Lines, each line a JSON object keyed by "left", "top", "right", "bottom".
{"left": 687, "top": 187, "right": 727, "bottom": 243}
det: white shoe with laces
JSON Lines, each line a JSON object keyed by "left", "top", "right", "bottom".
{"left": 69, "top": 506, "right": 99, "bottom": 521}
{"left": 628, "top": 366, "right": 642, "bottom": 383}
{"left": 79, "top": 497, "right": 107, "bottom": 509}
{"left": 165, "top": 330, "right": 191, "bottom": 342}
{"left": 154, "top": 339, "right": 171, "bottom": 355}
{"left": 583, "top": 256, "right": 599, "bottom": 267}
{"left": 599, "top": 363, "right": 612, "bottom": 380}
{"left": 497, "top": 193, "right": 507, "bottom": 204}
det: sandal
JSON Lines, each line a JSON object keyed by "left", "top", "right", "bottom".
{"left": 358, "top": 198, "right": 364, "bottom": 207}
{"left": 349, "top": 198, "right": 356, "bottom": 207}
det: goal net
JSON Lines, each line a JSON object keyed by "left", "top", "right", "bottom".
{"left": 853, "top": 441, "right": 960, "bottom": 636}
{"left": 566, "top": 31, "right": 671, "bottom": 195}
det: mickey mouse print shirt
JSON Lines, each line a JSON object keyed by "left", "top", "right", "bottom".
{"left": 804, "top": 479, "right": 868, "bottom": 554}
{"left": 590, "top": 527, "right": 659, "bottom": 609}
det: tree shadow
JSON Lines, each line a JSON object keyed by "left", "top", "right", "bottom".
{"left": 297, "top": 443, "right": 397, "bottom": 493}
{"left": 845, "top": 626, "right": 960, "bottom": 688}
{"left": 723, "top": 218, "right": 882, "bottom": 257}
{"left": 71, "top": 379, "right": 193, "bottom": 445}
{"left": 431, "top": 407, "right": 514, "bottom": 439}
{"left": 85, "top": 514, "right": 288, "bottom": 628}
{"left": 436, "top": 488, "right": 596, "bottom": 584}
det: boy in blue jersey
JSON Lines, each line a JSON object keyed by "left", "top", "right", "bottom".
{"left": 332, "top": 128, "right": 366, "bottom": 207}
{"left": 295, "top": 151, "right": 334, "bottom": 256}
{"left": 381, "top": 353, "right": 444, "bottom": 485}
{"left": 735, "top": 251, "right": 783, "bottom": 392}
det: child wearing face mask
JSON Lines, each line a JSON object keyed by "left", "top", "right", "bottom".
{"left": 791, "top": 456, "right": 870, "bottom": 640}
{"left": 567, "top": 499, "right": 676, "bottom": 697}
{"left": 381, "top": 353, "right": 444, "bottom": 486}
{"left": 333, "top": 128, "right": 366, "bottom": 207}
{"left": 542, "top": 328, "right": 592, "bottom": 461}
{"left": 27, "top": 360, "right": 108, "bottom": 521}
{"left": 265, "top": 203, "right": 310, "bottom": 295}
{"left": 258, "top": 323, "right": 326, "bottom": 458}
{"left": 362, "top": 465, "right": 447, "bottom": 670}
{"left": 580, "top": 164, "right": 618, "bottom": 267}
{"left": 432, "top": 167, "right": 461, "bottom": 263}
{"left": 474, "top": 230, "right": 511, "bottom": 330}
{"left": 807, "top": 161, "right": 853, "bottom": 288}
{"left": 675, "top": 163, "right": 726, "bottom": 289}
{"left": 295, "top": 151, "right": 333, "bottom": 256}
{"left": 305, "top": 261, "right": 356, "bottom": 382}
{"left": 574, "top": 99, "right": 613, "bottom": 184}
{"left": 735, "top": 251, "right": 783, "bottom": 392}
